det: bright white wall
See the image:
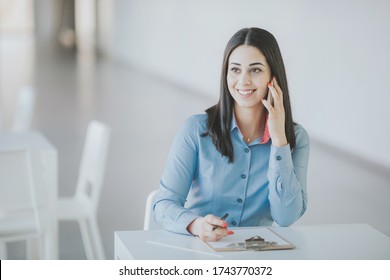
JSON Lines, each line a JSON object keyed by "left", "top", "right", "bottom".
{"left": 99, "top": 0, "right": 390, "bottom": 168}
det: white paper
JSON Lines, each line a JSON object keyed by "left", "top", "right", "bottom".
{"left": 208, "top": 227, "right": 289, "bottom": 249}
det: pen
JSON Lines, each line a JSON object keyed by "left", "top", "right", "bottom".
{"left": 212, "top": 213, "right": 229, "bottom": 231}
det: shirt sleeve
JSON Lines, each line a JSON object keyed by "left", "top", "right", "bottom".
{"left": 153, "top": 116, "right": 201, "bottom": 235}
{"left": 267, "top": 124, "right": 310, "bottom": 226}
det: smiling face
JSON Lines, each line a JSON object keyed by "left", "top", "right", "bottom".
{"left": 227, "top": 45, "right": 272, "bottom": 109}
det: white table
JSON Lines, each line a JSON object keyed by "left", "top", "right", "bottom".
{"left": 0, "top": 131, "right": 58, "bottom": 259}
{"left": 115, "top": 223, "right": 390, "bottom": 260}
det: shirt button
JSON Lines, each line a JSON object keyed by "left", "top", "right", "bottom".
{"left": 244, "top": 148, "right": 250, "bottom": 153}
{"left": 276, "top": 155, "right": 282, "bottom": 161}
{"left": 237, "top": 198, "right": 243, "bottom": 203}
{"left": 241, "top": 174, "right": 246, "bottom": 179}
{"left": 231, "top": 221, "right": 237, "bottom": 226}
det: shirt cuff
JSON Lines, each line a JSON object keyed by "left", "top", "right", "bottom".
{"left": 175, "top": 211, "right": 202, "bottom": 235}
{"left": 269, "top": 144, "right": 293, "bottom": 172}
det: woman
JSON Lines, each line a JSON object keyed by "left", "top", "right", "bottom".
{"left": 153, "top": 27, "right": 310, "bottom": 242}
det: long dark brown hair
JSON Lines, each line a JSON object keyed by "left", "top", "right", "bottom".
{"left": 202, "top": 27, "right": 296, "bottom": 162}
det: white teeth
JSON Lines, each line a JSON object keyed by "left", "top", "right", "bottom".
{"left": 238, "top": 89, "right": 255, "bottom": 95}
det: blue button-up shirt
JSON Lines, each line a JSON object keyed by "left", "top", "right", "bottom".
{"left": 154, "top": 113, "right": 310, "bottom": 235}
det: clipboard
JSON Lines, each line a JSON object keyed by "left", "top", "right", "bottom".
{"left": 202, "top": 227, "right": 295, "bottom": 252}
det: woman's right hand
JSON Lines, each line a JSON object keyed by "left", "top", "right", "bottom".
{"left": 187, "top": 214, "right": 234, "bottom": 241}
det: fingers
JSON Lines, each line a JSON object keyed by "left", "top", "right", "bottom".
{"left": 263, "top": 77, "right": 284, "bottom": 112}
{"left": 261, "top": 98, "right": 274, "bottom": 114}
{"left": 268, "top": 82, "right": 281, "bottom": 107}
{"left": 202, "top": 227, "right": 229, "bottom": 241}
{"left": 196, "top": 214, "right": 233, "bottom": 242}
{"left": 272, "top": 77, "right": 282, "bottom": 96}
{"left": 206, "top": 214, "right": 227, "bottom": 229}
{"left": 267, "top": 82, "right": 274, "bottom": 106}
{"left": 271, "top": 77, "right": 283, "bottom": 106}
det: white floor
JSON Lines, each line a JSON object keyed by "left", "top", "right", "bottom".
{"left": 2, "top": 39, "right": 389, "bottom": 259}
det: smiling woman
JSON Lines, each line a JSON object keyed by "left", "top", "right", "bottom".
{"left": 227, "top": 45, "right": 271, "bottom": 143}
{"left": 228, "top": 46, "right": 270, "bottom": 109}
{"left": 153, "top": 27, "right": 310, "bottom": 242}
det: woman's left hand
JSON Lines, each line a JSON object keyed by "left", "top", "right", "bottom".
{"left": 261, "top": 77, "right": 288, "bottom": 147}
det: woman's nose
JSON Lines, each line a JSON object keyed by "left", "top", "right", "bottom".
{"left": 238, "top": 72, "right": 251, "bottom": 85}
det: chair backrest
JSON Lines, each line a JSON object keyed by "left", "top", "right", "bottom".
{"left": 143, "top": 190, "right": 161, "bottom": 230}
{"left": 0, "top": 149, "right": 41, "bottom": 231}
{"left": 75, "top": 121, "right": 111, "bottom": 211}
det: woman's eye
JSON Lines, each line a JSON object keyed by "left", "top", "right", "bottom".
{"left": 230, "top": 67, "right": 240, "bottom": 73}
{"left": 251, "top": 68, "right": 262, "bottom": 73}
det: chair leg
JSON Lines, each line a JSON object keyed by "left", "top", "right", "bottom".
{"left": 0, "top": 242, "right": 7, "bottom": 259}
{"left": 88, "top": 218, "right": 105, "bottom": 259}
{"left": 79, "top": 219, "right": 94, "bottom": 259}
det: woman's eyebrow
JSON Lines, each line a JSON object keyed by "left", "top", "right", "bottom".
{"left": 249, "top": 62, "right": 265, "bottom": 66}
{"left": 229, "top": 62, "right": 265, "bottom": 66}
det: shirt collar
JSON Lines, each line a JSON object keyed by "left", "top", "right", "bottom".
{"left": 230, "top": 113, "right": 238, "bottom": 132}
{"left": 230, "top": 111, "right": 270, "bottom": 144}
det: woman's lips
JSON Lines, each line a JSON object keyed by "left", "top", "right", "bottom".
{"left": 237, "top": 89, "right": 256, "bottom": 96}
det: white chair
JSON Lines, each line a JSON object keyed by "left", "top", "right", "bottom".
{"left": 143, "top": 190, "right": 161, "bottom": 230}
{"left": 0, "top": 149, "right": 46, "bottom": 259}
{"left": 56, "top": 121, "right": 110, "bottom": 259}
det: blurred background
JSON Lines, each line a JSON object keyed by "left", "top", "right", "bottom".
{"left": 0, "top": 0, "right": 389, "bottom": 259}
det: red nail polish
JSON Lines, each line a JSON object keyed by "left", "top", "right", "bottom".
{"left": 223, "top": 222, "right": 228, "bottom": 227}
{"left": 228, "top": 230, "right": 234, "bottom": 235}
